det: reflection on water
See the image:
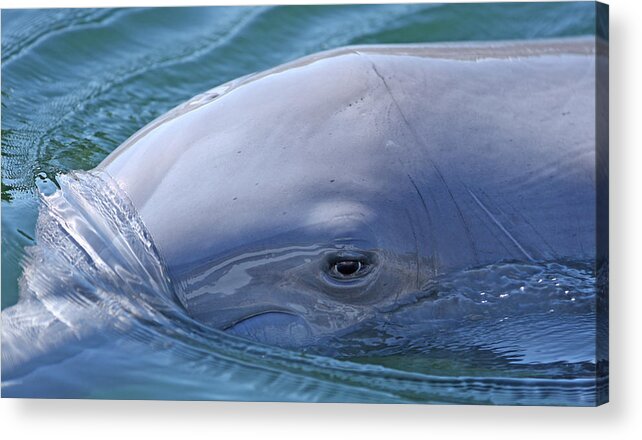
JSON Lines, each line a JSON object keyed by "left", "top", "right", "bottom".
{"left": 2, "top": 172, "right": 606, "bottom": 404}
{"left": 2, "top": 4, "right": 606, "bottom": 404}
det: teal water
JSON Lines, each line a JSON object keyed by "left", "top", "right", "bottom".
{"left": 1, "top": 3, "right": 605, "bottom": 404}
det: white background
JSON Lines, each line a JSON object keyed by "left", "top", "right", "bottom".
{"left": 0, "top": 0, "right": 640, "bottom": 438}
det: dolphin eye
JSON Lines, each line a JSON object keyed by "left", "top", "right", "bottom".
{"left": 334, "top": 260, "right": 362, "bottom": 276}
{"left": 327, "top": 256, "right": 370, "bottom": 280}
{"left": 322, "top": 250, "right": 377, "bottom": 285}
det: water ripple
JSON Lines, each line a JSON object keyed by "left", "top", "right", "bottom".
{"left": 1, "top": 8, "right": 125, "bottom": 65}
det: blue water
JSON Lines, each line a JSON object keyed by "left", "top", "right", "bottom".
{"left": 1, "top": 3, "right": 606, "bottom": 404}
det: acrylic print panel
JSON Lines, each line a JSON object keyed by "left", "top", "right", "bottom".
{"left": 1, "top": 2, "right": 608, "bottom": 405}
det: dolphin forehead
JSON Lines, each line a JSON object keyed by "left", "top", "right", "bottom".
{"left": 100, "top": 50, "right": 419, "bottom": 271}
{"left": 100, "top": 49, "right": 394, "bottom": 204}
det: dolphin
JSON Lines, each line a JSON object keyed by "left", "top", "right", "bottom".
{"left": 2, "top": 38, "right": 607, "bottom": 357}
{"left": 94, "top": 37, "right": 607, "bottom": 345}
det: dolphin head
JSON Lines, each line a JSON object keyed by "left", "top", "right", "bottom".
{"left": 98, "top": 49, "right": 432, "bottom": 346}
{"left": 98, "top": 40, "right": 599, "bottom": 347}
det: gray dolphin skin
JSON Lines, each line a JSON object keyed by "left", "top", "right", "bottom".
{"left": 90, "top": 37, "right": 605, "bottom": 346}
